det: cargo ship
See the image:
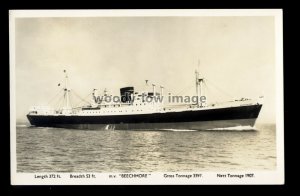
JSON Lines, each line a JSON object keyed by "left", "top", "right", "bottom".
{"left": 27, "top": 70, "right": 263, "bottom": 130}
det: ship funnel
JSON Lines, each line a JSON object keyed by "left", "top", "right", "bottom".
{"left": 120, "top": 87, "right": 134, "bottom": 103}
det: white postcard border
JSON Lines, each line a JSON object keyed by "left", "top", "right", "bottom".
{"left": 9, "top": 9, "right": 284, "bottom": 185}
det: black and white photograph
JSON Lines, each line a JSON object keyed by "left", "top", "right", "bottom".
{"left": 10, "top": 9, "right": 284, "bottom": 185}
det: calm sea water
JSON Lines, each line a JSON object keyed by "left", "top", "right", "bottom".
{"left": 16, "top": 124, "right": 276, "bottom": 172}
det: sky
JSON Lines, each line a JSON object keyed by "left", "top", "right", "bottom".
{"left": 14, "top": 16, "right": 277, "bottom": 123}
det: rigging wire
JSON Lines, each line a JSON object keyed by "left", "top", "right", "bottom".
{"left": 203, "top": 81, "right": 223, "bottom": 104}
{"left": 72, "top": 90, "right": 92, "bottom": 107}
{"left": 205, "top": 79, "right": 234, "bottom": 100}
{"left": 50, "top": 89, "right": 66, "bottom": 110}
{"left": 174, "top": 84, "right": 194, "bottom": 96}
{"left": 55, "top": 94, "right": 65, "bottom": 111}
{"left": 69, "top": 90, "right": 73, "bottom": 109}
{"left": 52, "top": 93, "right": 63, "bottom": 109}
{"left": 47, "top": 88, "right": 64, "bottom": 106}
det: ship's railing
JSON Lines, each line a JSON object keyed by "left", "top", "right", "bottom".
{"left": 53, "top": 107, "right": 82, "bottom": 115}
{"left": 70, "top": 107, "right": 82, "bottom": 114}
{"left": 98, "top": 103, "right": 132, "bottom": 108}
{"left": 29, "top": 108, "right": 56, "bottom": 115}
{"left": 207, "top": 98, "right": 259, "bottom": 108}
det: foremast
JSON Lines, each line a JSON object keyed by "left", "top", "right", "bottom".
{"left": 62, "top": 70, "right": 72, "bottom": 114}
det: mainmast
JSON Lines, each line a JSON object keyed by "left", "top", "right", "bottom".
{"left": 152, "top": 84, "right": 156, "bottom": 96}
{"left": 195, "top": 69, "right": 204, "bottom": 107}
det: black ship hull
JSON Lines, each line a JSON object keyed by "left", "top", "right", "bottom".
{"left": 27, "top": 104, "right": 262, "bottom": 130}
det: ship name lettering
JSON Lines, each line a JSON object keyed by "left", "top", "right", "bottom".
{"left": 119, "top": 174, "right": 148, "bottom": 178}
